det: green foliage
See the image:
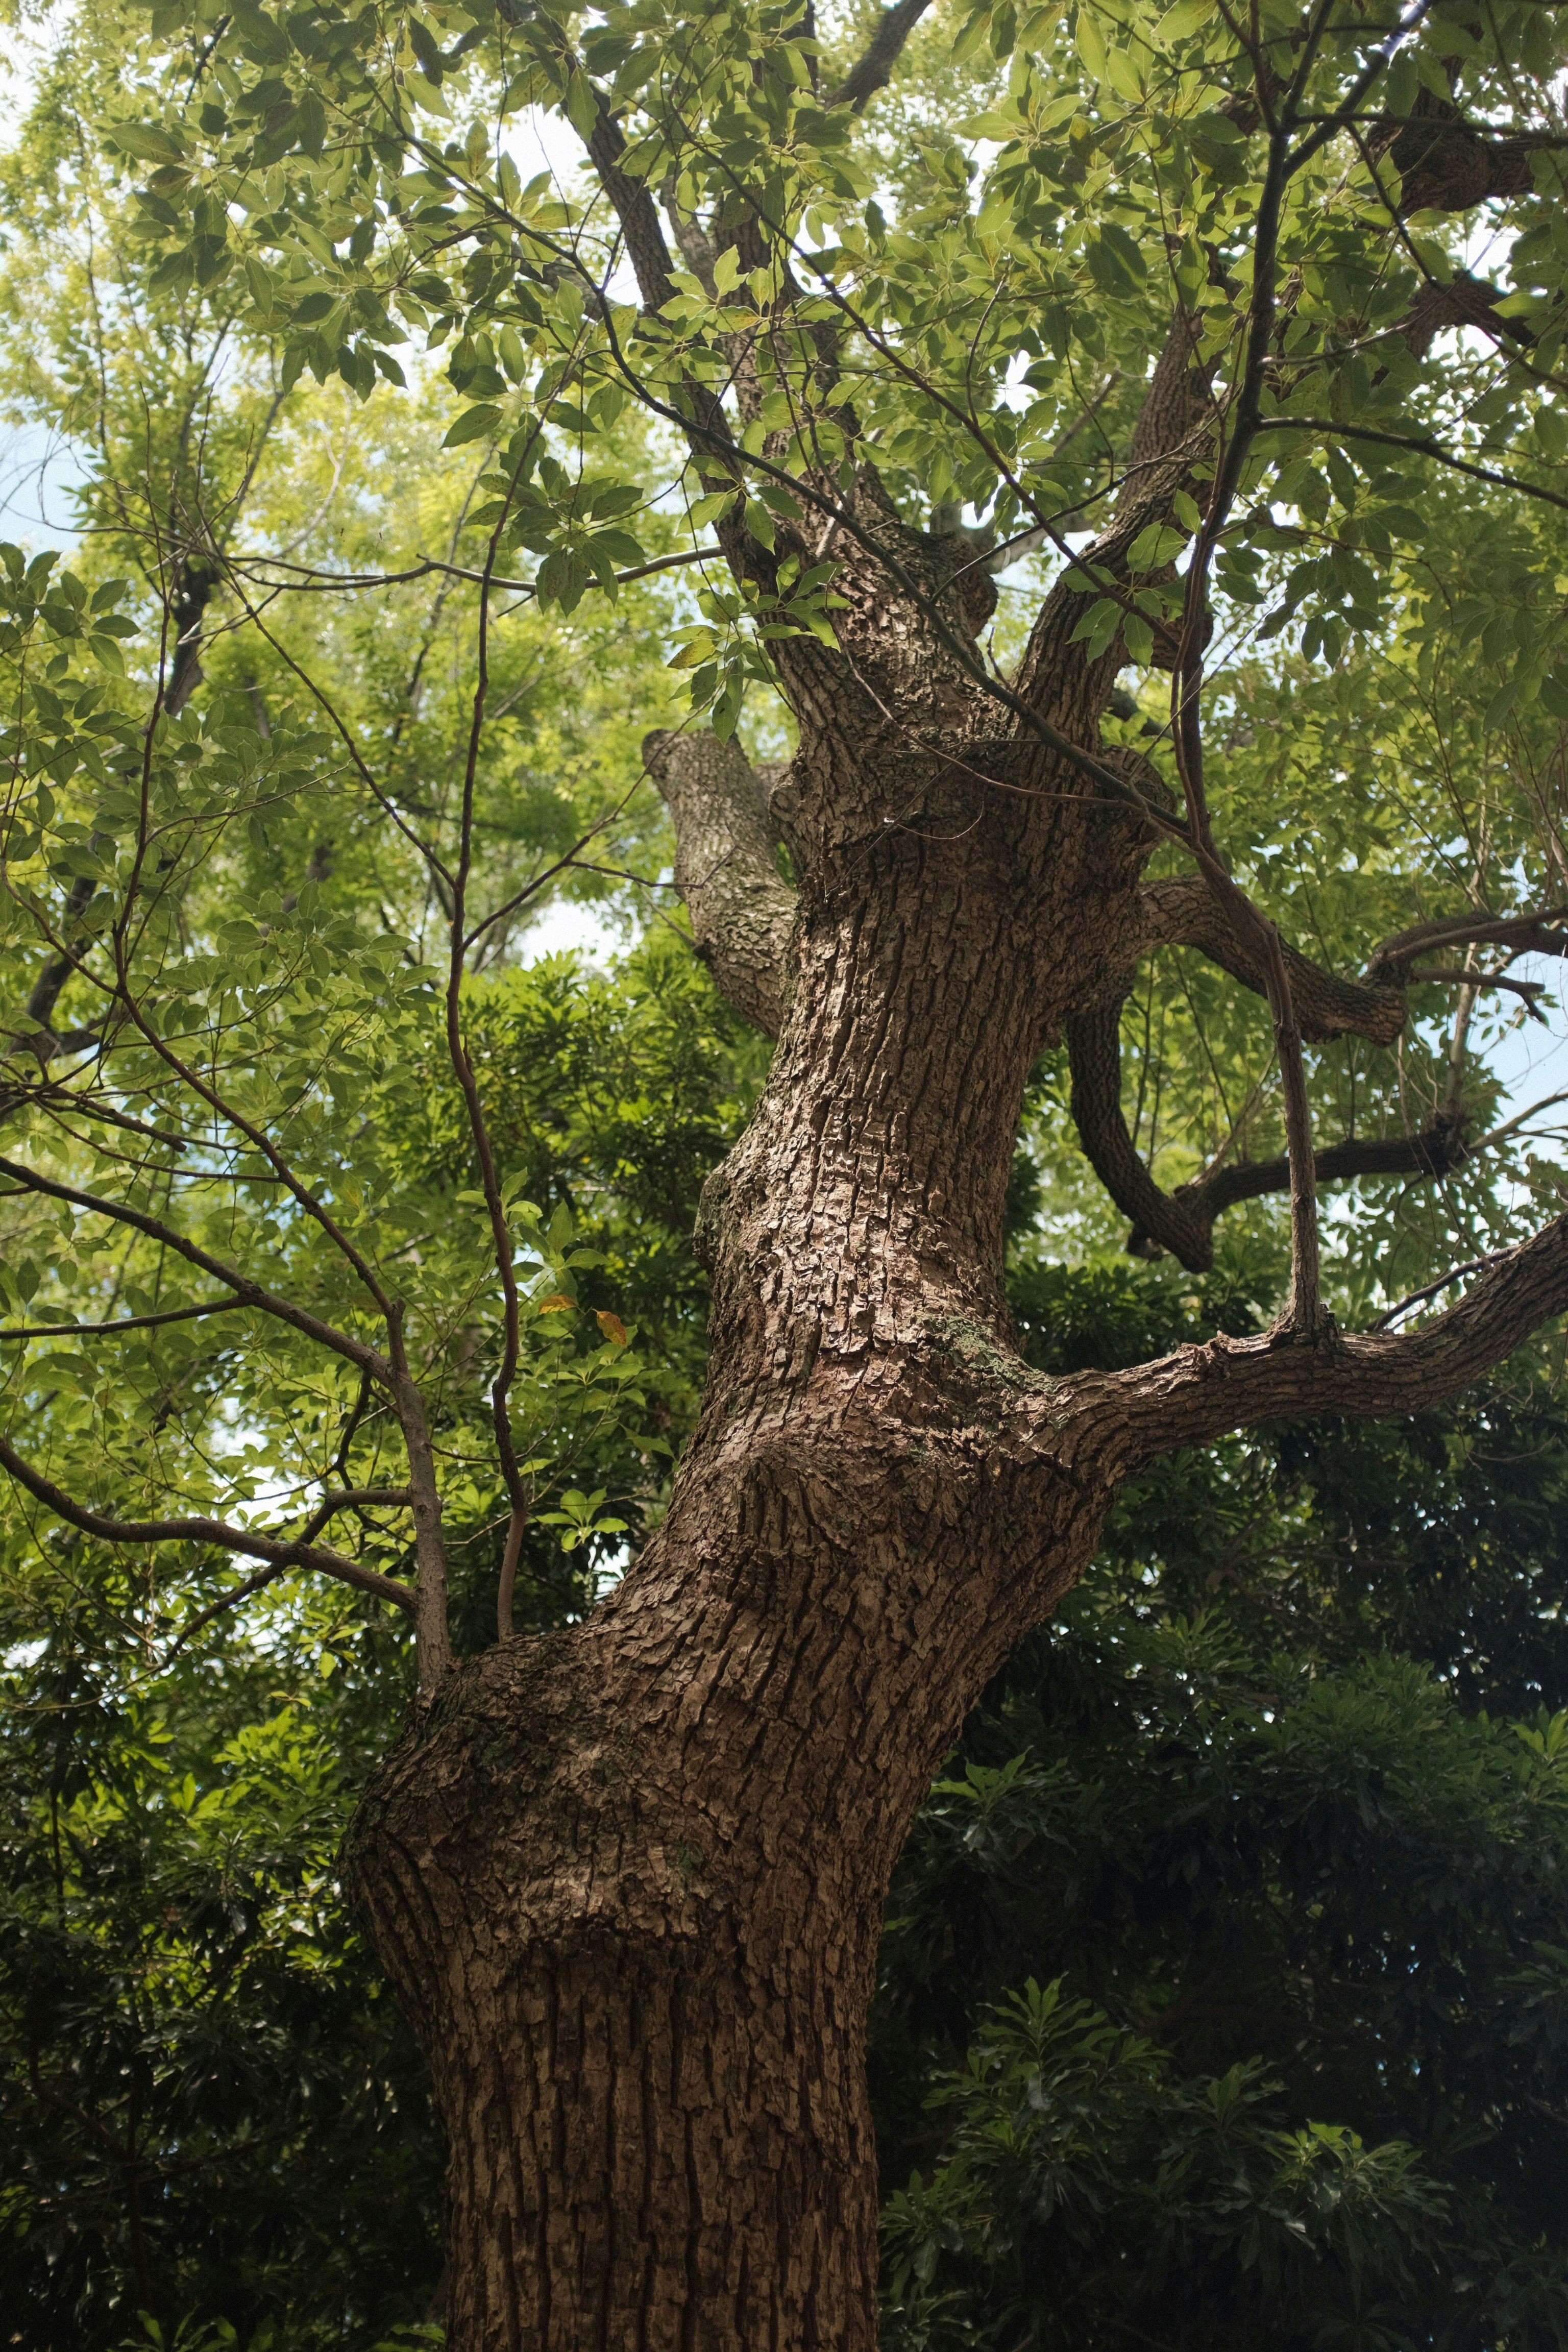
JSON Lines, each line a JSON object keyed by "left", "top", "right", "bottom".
{"left": 1, "top": 0, "right": 1567, "bottom": 2341}
{"left": 0, "top": 939, "right": 761, "bottom": 2347}
{"left": 883, "top": 1981, "right": 1448, "bottom": 2352}
{"left": 1, "top": 1634, "right": 444, "bottom": 2346}
{"left": 874, "top": 1331, "right": 1568, "bottom": 2349}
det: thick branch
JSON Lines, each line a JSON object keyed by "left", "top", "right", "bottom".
{"left": 576, "top": 84, "right": 767, "bottom": 593}
{"left": 1182, "top": 1112, "right": 1468, "bottom": 1228}
{"left": 825, "top": 0, "right": 935, "bottom": 110}
{"left": 643, "top": 730, "right": 797, "bottom": 1038}
{"left": 166, "top": 558, "right": 216, "bottom": 719}
{"left": 2, "top": 878, "right": 100, "bottom": 1124}
{"left": 1060, "top": 1211, "right": 1568, "bottom": 1479}
{"left": 1068, "top": 1000, "right": 1469, "bottom": 1273}
{"left": 1067, "top": 1002, "right": 1213, "bottom": 1268}
{"left": 1140, "top": 886, "right": 1568, "bottom": 1037}
{"left": 1395, "top": 267, "right": 1528, "bottom": 359}
{"left": 1378, "top": 97, "right": 1545, "bottom": 214}
{"left": 0, "top": 1432, "right": 414, "bottom": 1612}
{"left": 1138, "top": 879, "right": 1407, "bottom": 1043}
{"left": 583, "top": 95, "right": 680, "bottom": 317}
{"left": 1014, "top": 311, "right": 1217, "bottom": 714}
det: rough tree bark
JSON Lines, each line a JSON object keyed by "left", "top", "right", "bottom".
{"left": 341, "top": 38, "right": 1568, "bottom": 2352}
{"left": 346, "top": 481, "right": 1568, "bottom": 2346}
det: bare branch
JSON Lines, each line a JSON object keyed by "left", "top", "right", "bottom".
{"left": 497, "top": 1504, "right": 527, "bottom": 1642}
{"left": 1409, "top": 966, "right": 1548, "bottom": 1010}
{"left": 0, "top": 1153, "right": 389, "bottom": 1380}
{"left": 1368, "top": 905, "right": 1568, "bottom": 974}
{"left": 0, "top": 1432, "right": 415, "bottom": 1613}
{"left": 1371, "top": 1249, "right": 1510, "bottom": 1330}
{"left": 0, "top": 1297, "right": 241, "bottom": 1341}
{"left": 385, "top": 1312, "right": 453, "bottom": 1689}
{"left": 228, "top": 543, "right": 726, "bottom": 599}
{"left": 444, "top": 429, "right": 538, "bottom": 1543}
{"left": 1083, "top": 876, "right": 1567, "bottom": 1267}
{"left": 1261, "top": 418, "right": 1568, "bottom": 518}
{"left": 1058, "top": 1210, "right": 1568, "bottom": 1479}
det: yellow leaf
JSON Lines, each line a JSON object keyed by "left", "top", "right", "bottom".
{"left": 538, "top": 1293, "right": 575, "bottom": 1314}
{"left": 596, "top": 1310, "right": 628, "bottom": 1345}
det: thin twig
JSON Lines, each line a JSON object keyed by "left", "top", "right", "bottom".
{"left": 0, "top": 1297, "right": 241, "bottom": 1341}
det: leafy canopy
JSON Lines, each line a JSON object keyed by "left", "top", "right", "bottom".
{"left": 1, "top": 0, "right": 1568, "bottom": 2343}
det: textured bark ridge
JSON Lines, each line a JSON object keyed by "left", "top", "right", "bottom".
{"left": 346, "top": 93, "right": 1568, "bottom": 2348}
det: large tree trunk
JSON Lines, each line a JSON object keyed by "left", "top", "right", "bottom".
{"left": 351, "top": 1414, "right": 1107, "bottom": 2351}
{"left": 348, "top": 522, "right": 1128, "bottom": 2343}
{"left": 346, "top": 486, "right": 1568, "bottom": 2346}
{"left": 350, "top": 1387, "right": 1106, "bottom": 2344}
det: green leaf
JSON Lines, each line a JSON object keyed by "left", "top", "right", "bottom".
{"left": 1156, "top": 0, "right": 1215, "bottom": 37}
{"left": 1075, "top": 9, "right": 1108, "bottom": 82}
{"left": 1121, "top": 613, "right": 1154, "bottom": 666}
{"left": 228, "top": 1, "right": 291, "bottom": 61}
{"left": 1126, "top": 523, "right": 1187, "bottom": 571}
{"left": 105, "top": 121, "right": 186, "bottom": 167}
{"left": 951, "top": 8, "right": 992, "bottom": 64}
{"left": 295, "top": 90, "right": 326, "bottom": 155}
{"left": 1086, "top": 220, "right": 1145, "bottom": 295}
{"left": 1104, "top": 46, "right": 1142, "bottom": 103}
{"left": 1484, "top": 678, "right": 1524, "bottom": 731}
{"left": 442, "top": 404, "right": 503, "bottom": 448}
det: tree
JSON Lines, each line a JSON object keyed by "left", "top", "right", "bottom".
{"left": 4, "top": 0, "right": 1568, "bottom": 2342}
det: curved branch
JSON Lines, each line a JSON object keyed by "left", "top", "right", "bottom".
{"left": 1138, "top": 878, "right": 1408, "bottom": 1045}
{"left": 643, "top": 729, "right": 797, "bottom": 1038}
{"left": 1068, "top": 999, "right": 1468, "bottom": 1273}
{"left": 1067, "top": 1002, "right": 1213, "bottom": 1268}
{"left": 1059, "top": 1211, "right": 1568, "bottom": 1479}
{"left": 1138, "top": 886, "right": 1568, "bottom": 1038}
{"left": 0, "top": 1433, "right": 415, "bottom": 1613}
{"left": 1072, "top": 887, "right": 1568, "bottom": 1263}
{"left": 2, "top": 878, "right": 99, "bottom": 1125}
